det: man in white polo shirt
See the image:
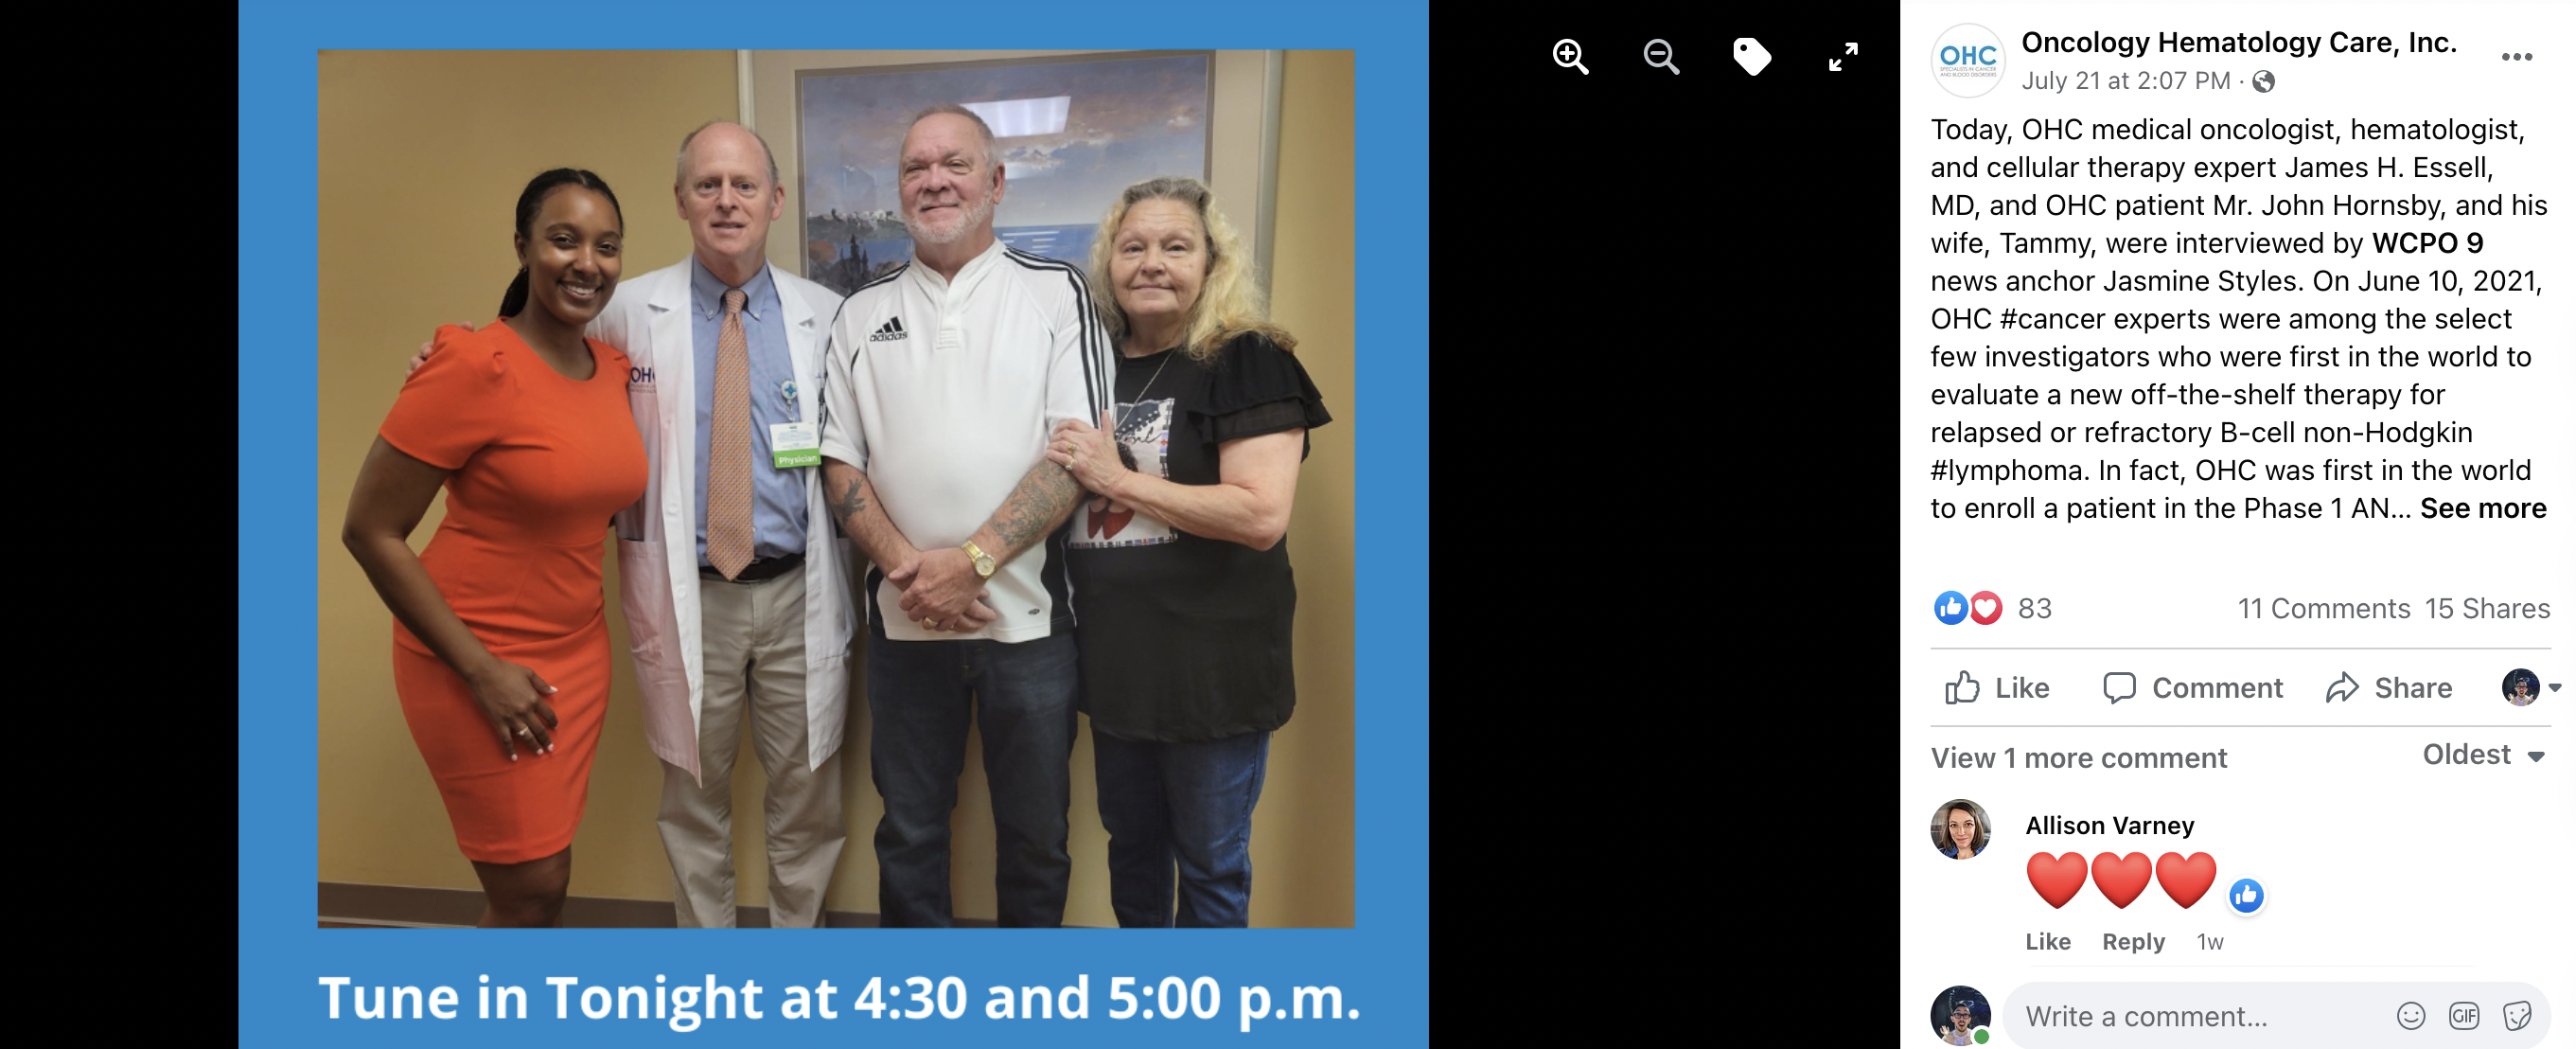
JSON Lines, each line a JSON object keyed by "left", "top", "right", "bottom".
{"left": 818, "top": 103, "right": 1110, "bottom": 927}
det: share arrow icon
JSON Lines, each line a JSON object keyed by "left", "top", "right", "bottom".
{"left": 2324, "top": 670, "right": 2358, "bottom": 702}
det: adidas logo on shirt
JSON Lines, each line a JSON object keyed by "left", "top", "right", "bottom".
{"left": 867, "top": 316, "right": 909, "bottom": 342}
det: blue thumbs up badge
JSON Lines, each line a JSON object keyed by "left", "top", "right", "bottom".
{"left": 1934, "top": 591, "right": 1970, "bottom": 625}
{"left": 2228, "top": 877, "right": 2266, "bottom": 916}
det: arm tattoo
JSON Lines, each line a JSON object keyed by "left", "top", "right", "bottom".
{"left": 829, "top": 474, "right": 869, "bottom": 528}
{"left": 990, "top": 465, "right": 1082, "bottom": 552}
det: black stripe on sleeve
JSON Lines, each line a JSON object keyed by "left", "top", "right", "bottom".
{"left": 1005, "top": 249, "right": 1106, "bottom": 422}
{"left": 854, "top": 262, "right": 908, "bottom": 293}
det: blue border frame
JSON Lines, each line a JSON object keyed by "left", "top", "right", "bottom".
{"left": 241, "top": 4, "right": 1427, "bottom": 1043}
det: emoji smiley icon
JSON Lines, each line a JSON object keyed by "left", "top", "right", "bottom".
{"left": 2396, "top": 1002, "right": 2425, "bottom": 1030}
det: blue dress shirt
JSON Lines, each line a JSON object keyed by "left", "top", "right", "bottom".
{"left": 690, "top": 257, "right": 808, "bottom": 567}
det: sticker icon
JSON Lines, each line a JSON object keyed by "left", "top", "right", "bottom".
{"left": 2227, "top": 876, "right": 2266, "bottom": 916}
{"left": 1968, "top": 590, "right": 2003, "bottom": 625}
{"left": 1934, "top": 591, "right": 1969, "bottom": 625}
{"left": 2504, "top": 1001, "right": 2532, "bottom": 1031}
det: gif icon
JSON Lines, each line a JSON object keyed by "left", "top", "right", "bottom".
{"left": 2448, "top": 1002, "right": 2479, "bottom": 1030}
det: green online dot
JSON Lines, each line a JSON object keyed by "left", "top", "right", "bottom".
{"left": 1974, "top": 1030, "right": 1990, "bottom": 1044}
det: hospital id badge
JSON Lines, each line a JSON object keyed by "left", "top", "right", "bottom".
{"left": 770, "top": 421, "right": 820, "bottom": 468}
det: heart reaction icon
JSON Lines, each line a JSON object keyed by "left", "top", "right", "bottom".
{"left": 2028, "top": 852, "right": 2089, "bottom": 909}
{"left": 1969, "top": 590, "right": 2003, "bottom": 625}
{"left": 2157, "top": 852, "right": 2218, "bottom": 908}
{"left": 2091, "top": 852, "right": 2153, "bottom": 909}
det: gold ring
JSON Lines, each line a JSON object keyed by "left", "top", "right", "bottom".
{"left": 920, "top": 617, "right": 938, "bottom": 631}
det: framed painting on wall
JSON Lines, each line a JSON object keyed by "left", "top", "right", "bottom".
{"left": 797, "top": 51, "right": 1215, "bottom": 295}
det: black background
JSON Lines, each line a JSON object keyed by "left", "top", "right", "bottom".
{"left": 1438, "top": 5, "right": 1908, "bottom": 1013}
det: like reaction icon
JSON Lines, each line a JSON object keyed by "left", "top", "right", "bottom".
{"left": 2226, "top": 875, "right": 2266, "bottom": 916}
{"left": 1934, "top": 591, "right": 1969, "bottom": 625}
{"left": 1969, "top": 590, "right": 2003, "bottom": 625}
{"left": 1946, "top": 672, "right": 1980, "bottom": 704}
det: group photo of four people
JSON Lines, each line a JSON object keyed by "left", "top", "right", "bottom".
{"left": 340, "top": 104, "right": 1331, "bottom": 929}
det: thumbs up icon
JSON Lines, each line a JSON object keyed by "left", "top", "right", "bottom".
{"left": 1946, "top": 671, "right": 1980, "bottom": 704}
{"left": 1934, "top": 591, "right": 1970, "bottom": 625}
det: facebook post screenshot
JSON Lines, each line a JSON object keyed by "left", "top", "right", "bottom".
{"left": 244, "top": 3, "right": 1430, "bottom": 1045}
{"left": 1897, "top": 2, "right": 2573, "bottom": 1046}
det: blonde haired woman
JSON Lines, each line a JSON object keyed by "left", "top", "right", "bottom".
{"left": 1045, "top": 177, "right": 1332, "bottom": 927}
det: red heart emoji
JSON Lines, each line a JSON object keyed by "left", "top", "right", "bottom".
{"left": 2156, "top": 852, "right": 2217, "bottom": 908}
{"left": 2091, "top": 852, "right": 2152, "bottom": 908}
{"left": 2027, "top": 852, "right": 2088, "bottom": 909}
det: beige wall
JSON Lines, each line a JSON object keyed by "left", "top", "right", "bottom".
{"left": 316, "top": 50, "right": 1355, "bottom": 926}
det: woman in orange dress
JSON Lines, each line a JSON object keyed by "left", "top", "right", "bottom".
{"left": 342, "top": 169, "right": 645, "bottom": 927}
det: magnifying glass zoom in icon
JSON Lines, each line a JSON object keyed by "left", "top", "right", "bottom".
{"left": 1553, "top": 38, "right": 1589, "bottom": 75}
{"left": 1645, "top": 38, "right": 1678, "bottom": 74}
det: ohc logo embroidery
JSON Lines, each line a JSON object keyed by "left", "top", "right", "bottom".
{"left": 628, "top": 366, "right": 655, "bottom": 386}
{"left": 1932, "top": 24, "right": 2003, "bottom": 98}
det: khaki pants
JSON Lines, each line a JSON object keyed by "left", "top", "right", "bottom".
{"left": 658, "top": 571, "right": 845, "bottom": 927}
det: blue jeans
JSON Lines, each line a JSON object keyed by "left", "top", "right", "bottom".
{"left": 866, "top": 626, "right": 1078, "bottom": 927}
{"left": 1092, "top": 728, "right": 1270, "bottom": 928}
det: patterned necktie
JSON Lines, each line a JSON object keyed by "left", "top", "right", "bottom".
{"left": 707, "top": 288, "right": 753, "bottom": 579}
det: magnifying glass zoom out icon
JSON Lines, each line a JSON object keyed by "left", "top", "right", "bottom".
{"left": 1553, "top": 39, "right": 1588, "bottom": 75}
{"left": 1645, "top": 39, "right": 1678, "bottom": 74}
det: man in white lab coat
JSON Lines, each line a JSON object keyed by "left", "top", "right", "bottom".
{"left": 596, "top": 121, "right": 859, "bottom": 927}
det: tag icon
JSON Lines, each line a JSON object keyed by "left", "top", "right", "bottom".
{"left": 1733, "top": 38, "right": 1772, "bottom": 77}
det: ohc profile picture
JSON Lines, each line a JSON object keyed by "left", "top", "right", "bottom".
{"left": 1931, "top": 798, "right": 1991, "bottom": 860}
{"left": 1931, "top": 24, "right": 2004, "bottom": 98}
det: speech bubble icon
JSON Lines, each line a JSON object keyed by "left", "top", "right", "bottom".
{"left": 2104, "top": 672, "right": 2137, "bottom": 703}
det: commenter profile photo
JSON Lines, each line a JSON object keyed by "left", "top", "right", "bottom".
{"left": 1932, "top": 798, "right": 1991, "bottom": 860}
{"left": 2503, "top": 668, "right": 2540, "bottom": 706}
{"left": 1932, "top": 986, "right": 1992, "bottom": 1045}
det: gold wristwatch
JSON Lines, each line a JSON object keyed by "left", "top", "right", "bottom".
{"left": 962, "top": 540, "right": 997, "bottom": 580}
